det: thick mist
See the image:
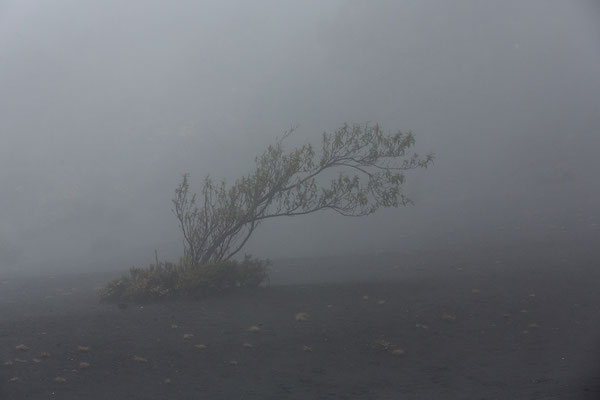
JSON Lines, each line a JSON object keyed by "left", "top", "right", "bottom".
{"left": 1, "top": 0, "right": 598, "bottom": 273}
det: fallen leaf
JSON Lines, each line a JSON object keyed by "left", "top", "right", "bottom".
{"left": 391, "top": 348, "right": 405, "bottom": 356}
{"left": 295, "top": 312, "right": 309, "bottom": 321}
{"left": 77, "top": 346, "right": 90, "bottom": 352}
{"left": 79, "top": 362, "right": 90, "bottom": 369}
{"left": 54, "top": 376, "right": 66, "bottom": 383}
{"left": 377, "top": 299, "right": 386, "bottom": 305}
{"left": 40, "top": 352, "right": 51, "bottom": 358}
{"left": 442, "top": 313, "right": 456, "bottom": 321}
{"left": 183, "top": 333, "right": 194, "bottom": 340}
{"left": 194, "top": 344, "right": 206, "bottom": 349}
{"left": 247, "top": 326, "right": 260, "bottom": 333}
{"left": 15, "top": 344, "right": 29, "bottom": 351}
{"left": 134, "top": 356, "right": 147, "bottom": 362}
{"left": 171, "top": 324, "right": 178, "bottom": 329}
{"left": 303, "top": 345, "right": 312, "bottom": 352}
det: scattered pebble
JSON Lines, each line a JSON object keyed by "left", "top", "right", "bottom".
{"left": 375, "top": 339, "right": 392, "bottom": 349}
{"left": 242, "top": 343, "right": 253, "bottom": 348}
{"left": 9, "top": 377, "right": 18, "bottom": 382}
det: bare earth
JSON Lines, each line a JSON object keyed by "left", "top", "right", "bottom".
{"left": 1, "top": 240, "right": 599, "bottom": 399}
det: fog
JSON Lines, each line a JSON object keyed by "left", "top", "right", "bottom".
{"left": 1, "top": 0, "right": 598, "bottom": 273}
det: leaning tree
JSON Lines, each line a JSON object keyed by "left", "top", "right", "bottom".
{"left": 172, "top": 123, "right": 434, "bottom": 266}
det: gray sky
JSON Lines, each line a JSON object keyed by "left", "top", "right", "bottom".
{"left": 1, "top": 0, "right": 598, "bottom": 271}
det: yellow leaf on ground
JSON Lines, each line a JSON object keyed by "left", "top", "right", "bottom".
{"left": 77, "top": 346, "right": 90, "bottom": 352}
{"left": 54, "top": 376, "right": 66, "bottom": 383}
{"left": 194, "top": 344, "right": 206, "bottom": 349}
{"left": 134, "top": 356, "right": 147, "bottom": 362}
{"left": 183, "top": 333, "right": 194, "bottom": 339}
{"left": 391, "top": 348, "right": 405, "bottom": 356}
{"left": 15, "top": 344, "right": 28, "bottom": 351}
{"left": 247, "top": 326, "right": 260, "bottom": 333}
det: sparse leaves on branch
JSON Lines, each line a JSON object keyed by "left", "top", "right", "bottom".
{"left": 173, "top": 123, "right": 434, "bottom": 266}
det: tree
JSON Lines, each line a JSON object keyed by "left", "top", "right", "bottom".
{"left": 172, "top": 123, "right": 434, "bottom": 266}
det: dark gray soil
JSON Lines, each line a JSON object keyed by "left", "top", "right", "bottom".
{"left": 1, "top": 240, "right": 599, "bottom": 399}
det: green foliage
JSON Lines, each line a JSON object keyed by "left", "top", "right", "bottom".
{"left": 173, "top": 123, "right": 434, "bottom": 266}
{"left": 97, "top": 256, "right": 269, "bottom": 303}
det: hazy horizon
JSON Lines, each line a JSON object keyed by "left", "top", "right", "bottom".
{"left": 1, "top": 0, "right": 598, "bottom": 273}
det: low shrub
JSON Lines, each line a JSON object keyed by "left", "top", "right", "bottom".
{"left": 97, "top": 255, "right": 270, "bottom": 303}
